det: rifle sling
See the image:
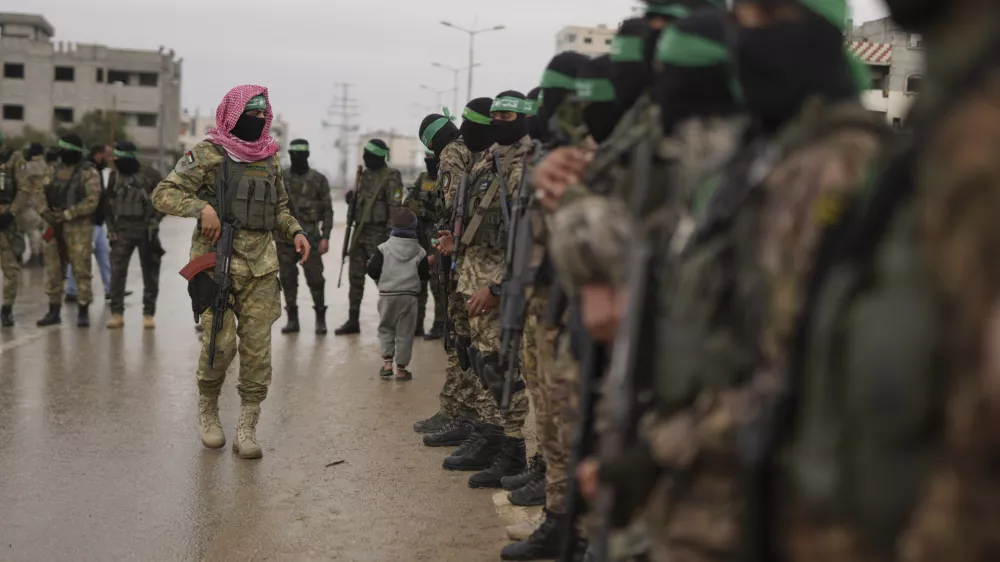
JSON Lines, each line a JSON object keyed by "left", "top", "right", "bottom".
{"left": 462, "top": 149, "right": 516, "bottom": 245}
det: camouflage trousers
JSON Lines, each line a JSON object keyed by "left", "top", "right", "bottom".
{"left": 277, "top": 241, "right": 325, "bottom": 308}
{"left": 468, "top": 292, "right": 530, "bottom": 438}
{"left": 16, "top": 207, "right": 43, "bottom": 258}
{"left": 0, "top": 225, "right": 24, "bottom": 305}
{"left": 44, "top": 219, "right": 93, "bottom": 305}
{"left": 109, "top": 222, "right": 161, "bottom": 316}
{"left": 438, "top": 289, "right": 485, "bottom": 417}
{"left": 541, "top": 315, "right": 580, "bottom": 514}
{"left": 348, "top": 225, "right": 389, "bottom": 313}
{"left": 417, "top": 246, "right": 445, "bottom": 330}
{"left": 198, "top": 272, "right": 281, "bottom": 404}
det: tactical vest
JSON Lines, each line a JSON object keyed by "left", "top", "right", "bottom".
{"left": 358, "top": 169, "right": 392, "bottom": 226}
{"left": 45, "top": 163, "right": 88, "bottom": 213}
{"left": 199, "top": 150, "right": 278, "bottom": 231}
{"left": 0, "top": 160, "right": 16, "bottom": 206}
{"left": 286, "top": 171, "right": 320, "bottom": 225}
{"left": 109, "top": 172, "right": 152, "bottom": 219}
{"left": 464, "top": 150, "right": 518, "bottom": 250}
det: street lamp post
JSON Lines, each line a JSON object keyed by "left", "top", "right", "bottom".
{"left": 431, "top": 62, "right": 481, "bottom": 111}
{"left": 440, "top": 21, "right": 506, "bottom": 102}
{"left": 419, "top": 84, "right": 452, "bottom": 110}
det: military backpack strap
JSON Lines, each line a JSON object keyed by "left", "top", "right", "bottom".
{"left": 461, "top": 149, "right": 517, "bottom": 245}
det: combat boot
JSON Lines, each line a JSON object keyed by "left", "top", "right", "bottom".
{"left": 198, "top": 395, "right": 226, "bottom": 449}
{"left": 506, "top": 510, "right": 544, "bottom": 541}
{"left": 502, "top": 452, "right": 546, "bottom": 491}
{"left": 1, "top": 305, "right": 13, "bottom": 327}
{"left": 314, "top": 305, "right": 328, "bottom": 335}
{"left": 468, "top": 435, "right": 527, "bottom": 488}
{"left": 143, "top": 315, "right": 156, "bottom": 330}
{"left": 334, "top": 310, "right": 360, "bottom": 335}
{"left": 443, "top": 423, "right": 503, "bottom": 471}
{"left": 77, "top": 304, "right": 89, "bottom": 327}
{"left": 423, "top": 320, "right": 445, "bottom": 340}
{"left": 281, "top": 306, "right": 300, "bottom": 334}
{"left": 500, "top": 510, "right": 566, "bottom": 561}
{"left": 423, "top": 415, "right": 476, "bottom": 447}
{"left": 509, "top": 478, "right": 546, "bottom": 507}
{"left": 413, "top": 411, "right": 452, "bottom": 434}
{"left": 233, "top": 403, "right": 263, "bottom": 459}
{"left": 36, "top": 303, "right": 61, "bottom": 326}
{"left": 106, "top": 313, "right": 124, "bottom": 329}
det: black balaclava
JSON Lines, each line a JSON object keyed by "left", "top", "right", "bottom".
{"left": 363, "top": 139, "right": 389, "bottom": 170}
{"left": 425, "top": 154, "right": 440, "bottom": 178}
{"left": 58, "top": 133, "right": 85, "bottom": 166}
{"left": 538, "top": 51, "right": 591, "bottom": 142}
{"left": 525, "top": 88, "right": 546, "bottom": 141}
{"left": 654, "top": 11, "right": 741, "bottom": 134}
{"left": 461, "top": 97, "right": 496, "bottom": 153}
{"left": 230, "top": 112, "right": 266, "bottom": 142}
{"left": 45, "top": 146, "right": 60, "bottom": 164}
{"left": 491, "top": 90, "right": 530, "bottom": 146}
{"left": 289, "top": 138, "right": 310, "bottom": 174}
{"left": 112, "top": 140, "right": 141, "bottom": 176}
{"left": 24, "top": 142, "right": 44, "bottom": 160}
{"left": 577, "top": 55, "right": 621, "bottom": 143}
{"left": 419, "top": 113, "right": 460, "bottom": 156}
{"left": 735, "top": 2, "right": 855, "bottom": 133}
{"left": 611, "top": 18, "right": 660, "bottom": 115}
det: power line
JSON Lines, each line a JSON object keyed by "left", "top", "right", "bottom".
{"left": 321, "top": 82, "right": 360, "bottom": 189}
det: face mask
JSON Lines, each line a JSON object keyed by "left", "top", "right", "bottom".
{"left": 655, "top": 65, "right": 738, "bottom": 134}
{"left": 114, "top": 158, "right": 141, "bottom": 176}
{"left": 584, "top": 102, "right": 622, "bottom": 144}
{"left": 363, "top": 153, "right": 386, "bottom": 170}
{"left": 461, "top": 123, "right": 495, "bottom": 153}
{"left": 527, "top": 115, "right": 548, "bottom": 142}
{"left": 60, "top": 151, "right": 83, "bottom": 165}
{"left": 425, "top": 158, "right": 439, "bottom": 178}
{"left": 737, "top": 18, "right": 854, "bottom": 132}
{"left": 230, "top": 113, "right": 266, "bottom": 142}
{"left": 290, "top": 154, "right": 310, "bottom": 174}
{"left": 491, "top": 116, "right": 528, "bottom": 146}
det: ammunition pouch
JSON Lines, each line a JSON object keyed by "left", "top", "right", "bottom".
{"left": 479, "top": 352, "right": 524, "bottom": 404}
{"left": 469, "top": 346, "right": 484, "bottom": 379}
{"left": 188, "top": 272, "right": 216, "bottom": 316}
{"left": 456, "top": 335, "right": 473, "bottom": 370}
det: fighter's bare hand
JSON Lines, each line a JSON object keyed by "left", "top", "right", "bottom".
{"left": 200, "top": 204, "right": 222, "bottom": 244}
{"left": 294, "top": 234, "right": 311, "bottom": 264}
{"left": 467, "top": 286, "right": 498, "bottom": 317}
{"left": 533, "top": 147, "right": 592, "bottom": 210}
{"left": 436, "top": 230, "right": 455, "bottom": 255}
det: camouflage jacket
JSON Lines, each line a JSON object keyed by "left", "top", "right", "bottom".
{"left": 0, "top": 149, "right": 30, "bottom": 215}
{"left": 152, "top": 140, "right": 302, "bottom": 278}
{"left": 41, "top": 161, "right": 102, "bottom": 226}
{"left": 280, "top": 167, "right": 333, "bottom": 240}
{"left": 17, "top": 154, "right": 49, "bottom": 214}
{"left": 456, "top": 136, "right": 532, "bottom": 295}
{"left": 438, "top": 137, "right": 481, "bottom": 225}
{"left": 354, "top": 166, "right": 402, "bottom": 231}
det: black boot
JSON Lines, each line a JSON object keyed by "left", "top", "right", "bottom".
{"left": 1, "top": 305, "right": 13, "bottom": 327}
{"left": 468, "top": 435, "right": 527, "bottom": 488}
{"left": 423, "top": 416, "right": 476, "bottom": 447}
{"left": 37, "top": 303, "right": 61, "bottom": 326}
{"left": 502, "top": 452, "right": 546, "bottom": 490}
{"left": 314, "top": 306, "right": 328, "bottom": 335}
{"left": 423, "top": 320, "right": 445, "bottom": 340}
{"left": 334, "top": 310, "right": 360, "bottom": 335}
{"left": 77, "top": 304, "right": 90, "bottom": 327}
{"left": 500, "top": 510, "right": 566, "bottom": 561}
{"left": 413, "top": 411, "right": 452, "bottom": 434}
{"left": 509, "top": 478, "right": 546, "bottom": 507}
{"left": 281, "top": 306, "right": 300, "bottom": 334}
{"left": 443, "top": 423, "right": 503, "bottom": 471}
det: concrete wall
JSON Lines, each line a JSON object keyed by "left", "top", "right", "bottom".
{"left": 849, "top": 17, "right": 925, "bottom": 126}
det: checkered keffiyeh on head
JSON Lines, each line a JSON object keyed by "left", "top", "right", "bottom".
{"left": 205, "top": 84, "right": 279, "bottom": 162}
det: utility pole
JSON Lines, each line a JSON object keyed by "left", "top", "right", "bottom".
{"left": 321, "top": 82, "right": 360, "bottom": 190}
{"left": 440, "top": 22, "right": 506, "bottom": 102}
{"left": 431, "top": 62, "right": 481, "bottom": 111}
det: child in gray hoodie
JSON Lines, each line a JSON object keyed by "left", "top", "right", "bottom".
{"left": 367, "top": 210, "right": 431, "bottom": 381}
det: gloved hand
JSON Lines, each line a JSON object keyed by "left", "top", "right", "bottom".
{"left": 0, "top": 212, "right": 14, "bottom": 229}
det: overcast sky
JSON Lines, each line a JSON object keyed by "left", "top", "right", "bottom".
{"left": 26, "top": 0, "right": 888, "bottom": 180}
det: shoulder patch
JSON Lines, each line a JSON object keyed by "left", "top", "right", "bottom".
{"left": 175, "top": 151, "right": 196, "bottom": 173}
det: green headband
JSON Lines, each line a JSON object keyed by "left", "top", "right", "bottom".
{"left": 425, "top": 148, "right": 435, "bottom": 157}
{"left": 421, "top": 107, "right": 457, "bottom": 148}
{"left": 656, "top": 26, "right": 730, "bottom": 66}
{"left": 611, "top": 35, "right": 645, "bottom": 62}
{"left": 540, "top": 70, "right": 577, "bottom": 91}
{"left": 289, "top": 142, "right": 310, "bottom": 152}
{"left": 490, "top": 96, "right": 533, "bottom": 114}
{"left": 462, "top": 106, "right": 492, "bottom": 125}
{"left": 113, "top": 148, "right": 137, "bottom": 159}
{"left": 575, "top": 78, "right": 616, "bottom": 102}
{"left": 245, "top": 95, "right": 267, "bottom": 111}
{"left": 57, "top": 139, "right": 87, "bottom": 153}
{"left": 524, "top": 99, "right": 538, "bottom": 116}
{"left": 645, "top": 3, "right": 692, "bottom": 17}
{"left": 364, "top": 141, "right": 390, "bottom": 159}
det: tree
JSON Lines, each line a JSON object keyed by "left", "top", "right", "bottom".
{"left": 54, "top": 110, "right": 126, "bottom": 149}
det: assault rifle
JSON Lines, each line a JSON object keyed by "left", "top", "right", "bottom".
{"left": 338, "top": 165, "right": 362, "bottom": 288}
{"left": 207, "top": 157, "right": 237, "bottom": 369}
{"left": 442, "top": 172, "right": 470, "bottom": 353}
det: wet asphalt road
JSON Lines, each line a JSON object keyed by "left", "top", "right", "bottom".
{"left": 0, "top": 206, "right": 533, "bottom": 561}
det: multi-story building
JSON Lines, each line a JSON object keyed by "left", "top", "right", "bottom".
{"left": 355, "top": 130, "right": 424, "bottom": 186}
{"left": 178, "top": 109, "right": 290, "bottom": 159}
{"left": 0, "top": 12, "right": 182, "bottom": 170}
{"left": 555, "top": 25, "right": 616, "bottom": 56}
{"left": 847, "top": 17, "right": 925, "bottom": 127}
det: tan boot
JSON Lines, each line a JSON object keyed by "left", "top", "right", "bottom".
{"left": 233, "top": 403, "right": 263, "bottom": 459}
{"left": 198, "top": 396, "right": 226, "bottom": 449}
{"left": 106, "top": 313, "right": 124, "bottom": 329}
{"left": 506, "top": 510, "right": 544, "bottom": 541}
{"left": 143, "top": 315, "right": 155, "bottom": 330}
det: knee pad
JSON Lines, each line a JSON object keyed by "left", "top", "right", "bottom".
{"left": 456, "top": 335, "right": 472, "bottom": 370}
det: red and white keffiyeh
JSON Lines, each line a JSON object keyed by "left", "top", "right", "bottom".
{"left": 205, "top": 84, "right": 279, "bottom": 162}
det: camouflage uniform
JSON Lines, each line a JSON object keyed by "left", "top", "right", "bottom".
{"left": 106, "top": 165, "right": 164, "bottom": 316}
{"left": 40, "top": 161, "right": 102, "bottom": 305}
{"left": 0, "top": 149, "right": 29, "bottom": 305}
{"left": 347, "top": 166, "right": 402, "bottom": 314}
{"left": 457, "top": 136, "right": 533, "bottom": 437}
{"left": 278, "top": 167, "right": 332, "bottom": 308}
{"left": 404, "top": 171, "right": 445, "bottom": 331}
{"left": 15, "top": 154, "right": 46, "bottom": 264}
{"left": 152, "top": 140, "right": 303, "bottom": 404}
